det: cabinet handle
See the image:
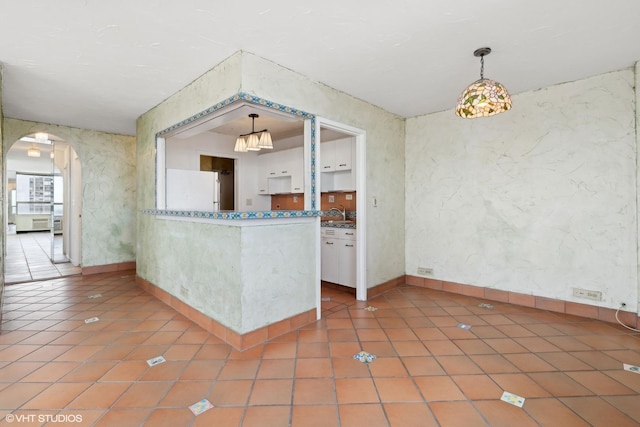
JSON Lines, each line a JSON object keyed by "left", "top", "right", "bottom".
{"left": 269, "top": 172, "right": 276, "bottom": 175}
{"left": 282, "top": 170, "right": 288, "bottom": 174}
{"left": 325, "top": 242, "right": 334, "bottom": 245}
{"left": 294, "top": 187, "right": 301, "bottom": 191}
{"left": 345, "top": 232, "right": 354, "bottom": 235}
{"left": 323, "top": 165, "right": 331, "bottom": 169}
{"left": 345, "top": 244, "right": 354, "bottom": 247}
{"left": 339, "top": 163, "right": 347, "bottom": 167}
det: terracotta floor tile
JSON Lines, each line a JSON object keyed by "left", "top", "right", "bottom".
{"left": 193, "top": 407, "right": 244, "bottom": 427}
{"left": 385, "top": 328, "right": 419, "bottom": 341}
{"left": 484, "top": 338, "right": 529, "bottom": 354}
{"left": 604, "top": 369, "right": 640, "bottom": 393}
{"left": 113, "top": 381, "right": 172, "bottom": 408}
{"left": 494, "top": 324, "right": 537, "bottom": 337}
{"left": 368, "top": 357, "right": 408, "bottom": 377}
{"left": 329, "top": 341, "right": 362, "bottom": 358}
{"left": 384, "top": 403, "right": 438, "bottom": 427}
{"left": 391, "top": 340, "right": 429, "bottom": 356}
{"left": 451, "top": 374, "right": 503, "bottom": 400}
{"left": 123, "top": 344, "right": 170, "bottom": 360}
{"left": 263, "top": 342, "right": 297, "bottom": 359}
{"left": 144, "top": 408, "right": 194, "bottom": 427}
{"left": 473, "top": 400, "right": 539, "bottom": 427}
{"left": 401, "top": 356, "right": 445, "bottom": 376}
{"left": 162, "top": 344, "right": 201, "bottom": 360}
{"left": 297, "top": 342, "right": 330, "bottom": 358}
{"left": 58, "top": 360, "right": 117, "bottom": 382}
{"left": 424, "top": 340, "right": 464, "bottom": 356}
{"left": 159, "top": 380, "right": 212, "bottom": 407}
{"left": 291, "top": 405, "right": 339, "bottom": 427}
{"left": 292, "top": 378, "right": 336, "bottom": 405}
{"left": 489, "top": 373, "right": 551, "bottom": 398}
{"left": 524, "top": 397, "right": 590, "bottom": 426}
{"left": 413, "top": 327, "right": 448, "bottom": 341}
{"left": 0, "top": 361, "right": 45, "bottom": 382}
{"left": 469, "top": 354, "right": 521, "bottom": 374}
{"left": 0, "top": 344, "right": 41, "bottom": 361}
{"left": 18, "top": 344, "right": 74, "bottom": 362}
{"left": 327, "top": 329, "right": 358, "bottom": 342}
{"left": 22, "top": 382, "right": 91, "bottom": 409}
{"left": 0, "top": 382, "right": 49, "bottom": 409}
{"left": 216, "top": 359, "right": 260, "bottom": 380}
{"left": 89, "top": 344, "right": 136, "bottom": 360}
{"left": 331, "top": 357, "right": 371, "bottom": 378}
{"left": 194, "top": 343, "right": 231, "bottom": 359}
{"left": 335, "top": 378, "right": 380, "bottom": 403}
{"left": 374, "top": 377, "right": 422, "bottom": 402}
{"left": 537, "top": 351, "right": 594, "bottom": 371}
{"left": 570, "top": 350, "right": 623, "bottom": 370}
{"left": 338, "top": 403, "right": 388, "bottom": 427}
{"left": 21, "top": 361, "right": 79, "bottom": 382}
{"left": 561, "top": 396, "right": 639, "bottom": 427}
{"left": 603, "top": 395, "right": 640, "bottom": 421}
{"left": 241, "top": 406, "right": 291, "bottom": 427}
{"left": 514, "top": 337, "right": 562, "bottom": 353}
{"left": 297, "top": 329, "right": 328, "bottom": 342}
{"left": 415, "top": 376, "right": 466, "bottom": 401}
{"left": 360, "top": 341, "right": 398, "bottom": 357}
{"left": 295, "top": 358, "right": 331, "bottom": 378}
{"left": 528, "top": 372, "right": 594, "bottom": 397}
{"left": 544, "top": 335, "right": 594, "bottom": 351}
{"left": 208, "top": 380, "right": 253, "bottom": 406}
{"left": 99, "top": 360, "right": 148, "bottom": 381}
{"left": 452, "top": 339, "right": 496, "bottom": 355}
{"left": 435, "top": 355, "right": 483, "bottom": 375}
{"left": 357, "top": 328, "right": 388, "bottom": 341}
{"left": 142, "top": 331, "right": 183, "bottom": 345}
{"left": 565, "top": 370, "right": 635, "bottom": 395}
{"left": 54, "top": 345, "right": 105, "bottom": 361}
{"left": 67, "top": 382, "right": 130, "bottom": 408}
{"left": 138, "top": 360, "right": 188, "bottom": 381}
{"left": 429, "top": 401, "right": 489, "bottom": 427}
{"left": 93, "top": 408, "right": 152, "bottom": 427}
{"left": 248, "top": 379, "right": 293, "bottom": 405}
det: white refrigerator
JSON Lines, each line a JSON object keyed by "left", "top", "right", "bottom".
{"left": 166, "top": 168, "right": 220, "bottom": 211}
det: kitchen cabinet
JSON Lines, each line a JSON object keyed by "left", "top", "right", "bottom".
{"left": 320, "top": 137, "right": 353, "bottom": 172}
{"left": 320, "top": 137, "right": 356, "bottom": 192}
{"left": 257, "top": 147, "right": 304, "bottom": 194}
{"left": 321, "top": 228, "right": 356, "bottom": 288}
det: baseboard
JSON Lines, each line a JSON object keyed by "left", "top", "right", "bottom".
{"left": 82, "top": 261, "right": 136, "bottom": 275}
{"left": 405, "top": 275, "right": 640, "bottom": 328}
{"left": 135, "top": 275, "right": 316, "bottom": 351}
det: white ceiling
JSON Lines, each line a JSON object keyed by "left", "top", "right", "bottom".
{"left": 1, "top": 0, "right": 639, "bottom": 137}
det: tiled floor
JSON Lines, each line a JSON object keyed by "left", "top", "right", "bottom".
{"left": 1, "top": 273, "right": 640, "bottom": 426}
{"left": 5, "top": 229, "right": 81, "bottom": 284}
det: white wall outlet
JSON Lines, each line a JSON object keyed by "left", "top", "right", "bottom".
{"left": 345, "top": 194, "right": 353, "bottom": 200}
{"left": 572, "top": 287, "right": 602, "bottom": 301}
{"left": 417, "top": 267, "right": 433, "bottom": 276}
{"left": 329, "top": 195, "right": 335, "bottom": 203}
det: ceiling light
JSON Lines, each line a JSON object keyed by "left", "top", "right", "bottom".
{"left": 455, "top": 47, "right": 512, "bottom": 118}
{"left": 234, "top": 113, "right": 273, "bottom": 152}
{"left": 34, "top": 132, "right": 49, "bottom": 143}
{"left": 27, "top": 146, "right": 41, "bottom": 157}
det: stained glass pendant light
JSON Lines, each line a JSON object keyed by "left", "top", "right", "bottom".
{"left": 455, "top": 47, "right": 512, "bottom": 118}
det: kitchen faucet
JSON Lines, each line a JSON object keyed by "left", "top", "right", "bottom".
{"left": 328, "top": 205, "right": 346, "bottom": 221}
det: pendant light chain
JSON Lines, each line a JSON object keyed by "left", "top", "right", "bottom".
{"left": 480, "top": 54, "right": 484, "bottom": 80}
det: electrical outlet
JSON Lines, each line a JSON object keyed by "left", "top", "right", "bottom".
{"left": 417, "top": 267, "right": 433, "bottom": 276}
{"left": 572, "top": 287, "right": 602, "bottom": 301}
{"left": 345, "top": 194, "right": 353, "bottom": 200}
{"left": 329, "top": 195, "right": 335, "bottom": 203}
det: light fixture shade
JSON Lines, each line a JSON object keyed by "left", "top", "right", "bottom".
{"left": 27, "top": 147, "right": 41, "bottom": 157}
{"left": 246, "top": 133, "right": 260, "bottom": 151}
{"left": 455, "top": 78, "right": 512, "bottom": 118}
{"left": 258, "top": 131, "right": 273, "bottom": 149}
{"left": 234, "top": 137, "right": 247, "bottom": 152}
{"left": 34, "top": 132, "right": 48, "bottom": 143}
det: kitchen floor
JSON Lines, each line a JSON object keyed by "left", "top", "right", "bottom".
{"left": 1, "top": 273, "right": 640, "bottom": 426}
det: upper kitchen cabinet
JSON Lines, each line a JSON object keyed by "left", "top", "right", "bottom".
{"left": 320, "top": 137, "right": 353, "bottom": 172}
{"left": 321, "top": 137, "right": 356, "bottom": 192}
{"left": 257, "top": 146, "right": 304, "bottom": 195}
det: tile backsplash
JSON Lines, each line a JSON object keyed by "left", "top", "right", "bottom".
{"left": 270, "top": 192, "right": 357, "bottom": 220}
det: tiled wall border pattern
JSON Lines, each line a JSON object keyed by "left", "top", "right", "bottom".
{"left": 152, "top": 92, "right": 319, "bottom": 215}
{"left": 135, "top": 275, "right": 316, "bottom": 351}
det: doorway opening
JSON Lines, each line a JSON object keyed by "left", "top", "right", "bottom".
{"left": 200, "top": 155, "right": 235, "bottom": 211}
{"left": 5, "top": 133, "right": 82, "bottom": 284}
{"left": 317, "top": 117, "right": 367, "bottom": 316}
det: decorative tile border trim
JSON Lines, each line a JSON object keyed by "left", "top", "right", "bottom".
{"left": 82, "top": 261, "right": 136, "bottom": 276}
{"left": 154, "top": 91, "right": 319, "bottom": 211}
{"left": 143, "top": 209, "right": 319, "bottom": 220}
{"left": 406, "top": 275, "right": 640, "bottom": 328}
{"left": 136, "top": 275, "right": 316, "bottom": 351}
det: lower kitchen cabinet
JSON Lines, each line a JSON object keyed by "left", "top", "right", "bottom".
{"left": 321, "top": 228, "right": 356, "bottom": 288}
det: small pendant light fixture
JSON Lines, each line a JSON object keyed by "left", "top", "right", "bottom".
{"left": 234, "top": 113, "right": 273, "bottom": 152}
{"left": 455, "top": 47, "right": 512, "bottom": 118}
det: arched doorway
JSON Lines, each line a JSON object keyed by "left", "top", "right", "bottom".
{"left": 5, "top": 132, "right": 82, "bottom": 283}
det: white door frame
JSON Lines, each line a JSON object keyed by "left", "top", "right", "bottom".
{"left": 316, "top": 117, "right": 367, "bottom": 302}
